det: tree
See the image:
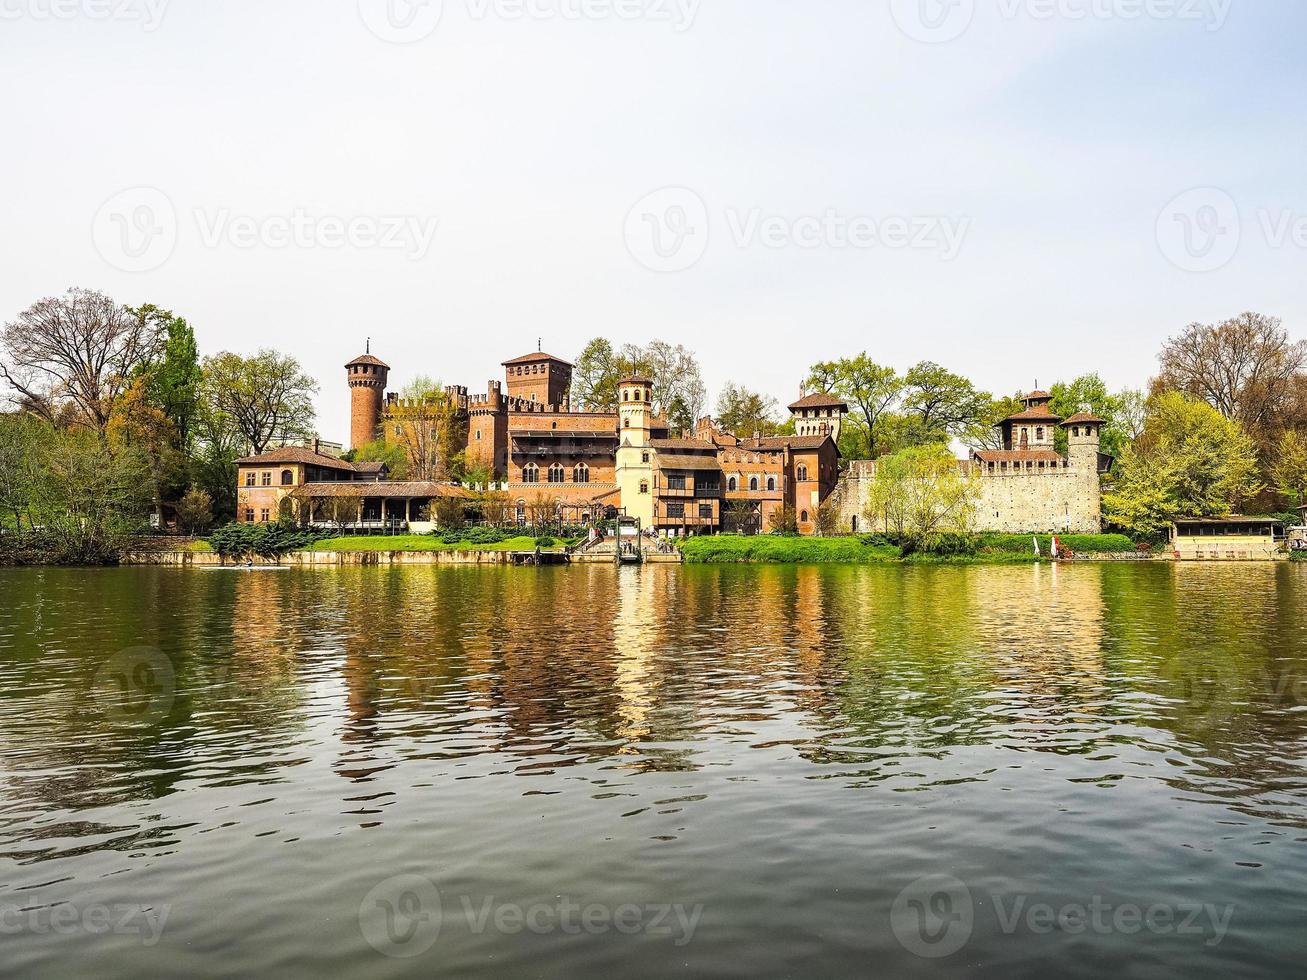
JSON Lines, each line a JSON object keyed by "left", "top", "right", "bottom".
{"left": 899, "top": 361, "right": 989, "bottom": 445}
{"left": 1103, "top": 392, "right": 1262, "bottom": 536}
{"left": 199, "top": 349, "right": 318, "bottom": 455}
{"left": 133, "top": 306, "right": 200, "bottom": 450}
{"left": 352, "top": 438, "right": 409, "bottom": 480}
{"left": 34, "top": 428, "right": 152, "bottom": 562}
{"left": 1155, "top": 313, "right": 1306, "bottom": 439}
{"left": 386, "top": 376, "right": 465, "bottom": 480}
{"left": 190, "top": 397, "right": 245, "bottom": 523}
{"left": 572, "top": 338, "right": 622, "bottom": 411}
{"left": 1272, "top": 430, "right": 1307, "bottom": 506}
{"left": 767, "top": 504, "right": 798, "bottom": 535}
{"left": 863, "top": 444, "right": 980, "bottom": 548}
{"left": 1049, "top": 374, "right": 1127, "bottom": 457}
{"left": 0, "top": 413, "right": 44, "bottom": 530}
{"left": 107, "top": 377, "right": 184, "bottom": 524}
{"left": 805, "top": 355, "right": 903, "bottom": 458}
{"left": 814, "top": 498, "right": 842, "bottom": 537}
{"left": 0, "top": 288, "right": 165, "bottom": 437}
{"left": 963, "top": 393, "right": 1025, "bottom": 452}
{"left": 175, "top": 488, "right": 214, "bottom": 534}
{"left": 434, "top": 496, "right": 466, "bottom": 530}
{"left": 637, "top": 340, "right": 707, "bottom": 424}
{"left": 723, "top": 499, "right": 759, "bottom": 534}
{"left": 716, "top": 383, "right": 781, "bottom": 438}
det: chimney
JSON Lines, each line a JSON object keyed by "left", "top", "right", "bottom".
{"left": 312, "top": 437, "right": 320, "bottom": 455}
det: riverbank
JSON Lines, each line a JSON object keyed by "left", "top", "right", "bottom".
{"left": 678, "top": 533, "right": 1146, "bottom": 564}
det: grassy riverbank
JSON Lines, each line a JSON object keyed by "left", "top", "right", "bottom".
{"left": 308, "top": 534, "right": 559, "bottom": 553}
{"left": 678, "top": 533, "right": 1139, "bottom": 564}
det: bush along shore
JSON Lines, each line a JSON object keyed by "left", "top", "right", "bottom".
{"left": 677, "top": 533, "right": 1144, "bottom": 565}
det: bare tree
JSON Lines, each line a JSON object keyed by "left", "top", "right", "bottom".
{"left": 1156, "top": 312, "right": 1307, "bottom": 437}
{"left": 0, "top": 288, "right": 165, "bottom": 437}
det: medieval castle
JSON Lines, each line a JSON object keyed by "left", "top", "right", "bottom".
{"left": 234, "top": 348, "right": 1108, "bottom": 537}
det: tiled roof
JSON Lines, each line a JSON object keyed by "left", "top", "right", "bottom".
{"left": 655, "top": 453, "right": 723, "bottom": 471}
{"left": 746, "top": 435, "right": 833, "bottom": 451}
{"left": 650, "top": 438, "right": 717, "bottom": 451}
{"left": 289, "top": 481, "right": 474, "bottom": 499}
{"left": 1002, "top": 407, "right": 1062, "bottom": 423}
{"left": 1061, "top": 412, "right": 1106, "bottom": 425}
{"left": 973, "top": 449, "right": 1067, "bottom": 464}
{"left": 619, "top": 374, "right": 653, "bottom": 386}
{"left": 502, "top": 352, "right": 574, "bottom": 367}
{"left": 235, "top": 447, "right": 364, "bottom": 469}
{"left": 1024, "top": 390, "right": 1052, "bottom": 401}
{"left": 346, "top": 353, "right": 389, "bottom": 369}
{"left": 788, "top": 392, "right": 848, "bottom": 410}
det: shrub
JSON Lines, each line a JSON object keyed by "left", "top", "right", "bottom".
{"left": 208, "top": 521, "right": 330, "bottom": 560}
{"left": 535, "top": 536, "right": 556, "bottom": 548}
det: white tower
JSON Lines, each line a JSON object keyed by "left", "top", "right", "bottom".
{"left": 615, "top": 375, "right": 655, "bottom": 527}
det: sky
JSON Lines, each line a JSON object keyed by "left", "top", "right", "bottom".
{"left": 2, "top": 0, "right": 1305, "bottom": 440}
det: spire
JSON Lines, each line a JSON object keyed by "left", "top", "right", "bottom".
{"left": 366, "top": 337, "right": 371, "bottom": 354}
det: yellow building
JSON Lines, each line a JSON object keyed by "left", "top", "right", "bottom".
{"left": 1170, "top": 517, "right": 1286, "bottom": 561}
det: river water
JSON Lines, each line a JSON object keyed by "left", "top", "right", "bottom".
{"left": 1, "top": 563, "right": 1306, "bottom": 978}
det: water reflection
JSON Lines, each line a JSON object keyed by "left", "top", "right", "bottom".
{"left": 2, "top": 564, "right": 1307, "bottom": 977}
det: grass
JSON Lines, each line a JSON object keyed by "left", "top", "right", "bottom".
{"left": 308, "top": 534, "right": 555, "bottom": 553}
{"left": 679, "top": 532, "right": 1142, "bottom": 565}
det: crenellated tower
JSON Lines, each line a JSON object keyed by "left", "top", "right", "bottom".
{"left": 346, "top": 349, "right": 390, "bottom": 450}
{"left": 615, "top": 375, "right": 655, "bottom": 526}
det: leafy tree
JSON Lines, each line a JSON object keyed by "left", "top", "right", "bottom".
{"left": 0, "top": 288, "right": 165, "bottom": 437}
{"left": 572, "top": 338, "right": 707, "bottom": 422}
{"left": 386, "top": 376, "right": 463, "bottom": 480}
{"left": 107, "top": 378, "right": 185, "bottom": 524}
{"left": 0, "top": 413, "right": 44, "bottom": 530}
{"left": 352, "top": 438, "right": 409, "bottom": 479}
{"left": 900, "top": 361, "right": 990, "bottom": 444}
{"left": 131, "top": 305, "right": 200, "bottom": 450}
{"left": 175, "top": 488, "right": 214, "bottom": 534}
{"left": 1049, "top": 374, "right": 1127, "bottom": 457}
{"left": 716, "top": 383, "right": 781, "bottom": 438}
{"left": 199, "top": 349, "right": 317, "bottom": 455}
{"left": 814, "top": 498, "right": 842, "bottom": 537}
{"left": 805, "top": 354, "right": 902, "bottom": 458}
{"left": 963, "top": 393, "right": 1025, "bottom": 452}
{"left": 572, "top": 338, "right": 622, "bottom": 411}
{"left": 1103, "top": 392, "right": 1262, "bottom": 536}
{"left": 863, "top": 443, "right": 980, "bottom": 548}
{"left": 1271, "top": 430, "right": 1307, "bottom": 506}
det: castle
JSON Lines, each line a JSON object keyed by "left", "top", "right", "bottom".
{"left": 339, "top": 345, "right": 847, "bottom": 536}
{"left": 831, "top": 390, "right": 1109, "bottom": 534}
{"left": 235, "top": 352, "right": 1107, "bottom": 538}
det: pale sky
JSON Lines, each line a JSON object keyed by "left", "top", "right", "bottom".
{"left": 2, "top": 0, "right": 1304, "bottom": 438}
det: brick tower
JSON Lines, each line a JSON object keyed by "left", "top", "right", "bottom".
{"left": 346, "top": 347, "right": 389, "bottom": 450}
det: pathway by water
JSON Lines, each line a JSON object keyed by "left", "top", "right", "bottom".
{"left": 1, "top": 564, "right": 1305, "bottom": 978}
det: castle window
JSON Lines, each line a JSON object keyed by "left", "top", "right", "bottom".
{"left": 728, "top": 476, "right": 738, "bottom": 491}
{"left": 281, "top": 469, "right": 294, "bottom": 486}
{"left": 573, "top": 463, "right": 589, "bottom": 484}
{"left": 245, "top": 508, "right": 254, "bottom": 522}
{"left": 1036, "top": 427, "right": 1044, "bottom": 441}
{"left": 548, "top": 463, "right": 565, "bottom": 483}
{"left": 523, "top": 463, "right": 539, "bottom": 483}
{"left": 749, "top": 476, "right": 759, "bottom": 492}
{"left": 261, "top": 471, "right": 272, "bottom": 486}
{"left": 667, "top": 503, "right": 685, "bottom": 518}
{"left": 260, "top": 508, "right": 270, "bottom": 522}
{"left": 639, "top": 481, "right": 649, "bottom": 494}
{"left": 796, "top": 464, "right": 808, "bottom": 482}
{"left": 516, "top": 501, "right": 526, "bottom": 523}
{"left": 245, "top": 471, "right": 256, "bottom": 487}
{"left": 800, "top": 510, "right": 808, "bottom": 523}
{"left": 766, "top": 476, "right": 776, "bottom": 491}
{"left": 476, "top": 430, "right": 482, "bottom": 440}
{"left": 666, "top": 474, "right": 686, "bottom": 490}
{"left": 642, "top": 451, "right": 650, "bottom": 463}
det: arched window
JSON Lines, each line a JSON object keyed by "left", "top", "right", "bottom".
{"left": 523, "top": 463, "right": 539, "bottom": 483}
{"left": 749, "top": 476, "right": 759, "bottom": 491}
{"left": 800, "top": 510, "right": 809, "bottom": 523}
{"left": 515, "top": 500, "right": 526, "bottom": 523}
{"left": 851, "top": 515, "right": 859, "bottom": 533}
{"left": 573, "top": 463, "right": 589, "bottom": 484}
{"left": 281, "top": 469, "right": 294, "bottom": 486}
{"left": 766, "top": 476, "right": 775, "bottom": 491}
{"left": 728, "top": 476, "right": 738, "bottom": 491}
{"left": 548, "top": 463, "right": 565, "bottom": 483}
{"left": 796, "top": 464, "right": 808, "bottom": 482}
{"left": 623, "top": 390, "right": 629, "bottom": 401}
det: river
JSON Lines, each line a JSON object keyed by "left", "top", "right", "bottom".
{"left": 1, "top": 563, "right": 1306, "bottom": 978}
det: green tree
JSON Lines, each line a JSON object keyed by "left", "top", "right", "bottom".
{"left": 1271, "top": 430, "right": 1307, "bottom": 506}
{"left": 805, "top": 354, "right": 902, "bottom": 458}
{"left": 900, "top": 361, "right": 989, "bottom": 445}
{"left": 863, "top": 443, "right": 979, "bottom": 548}
{"left": 716, "top": 383, "right": 781, "bottom": 438}
{"left": 352, "top": 438, "right": 410, "bottom": 479}
{"left": 1104, "top": 392, "right": 1262, "bottom": 536}
{"left": 1049, "top": 374, "right": 1126, "bottom": 457}
{"left": 572, "top": 338, "right": 622, "bottom": 411}
{"left": 199, "top": 349, "right": 318, "bottom": 455}
{"left": 131, "top": 305, "right": 200, "bottom": 450}
{"left": 175, "top": 487, "right": 214, "bottom": 534}
{"left": 0, "top": 413, "right": 45, "bottom": 530}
